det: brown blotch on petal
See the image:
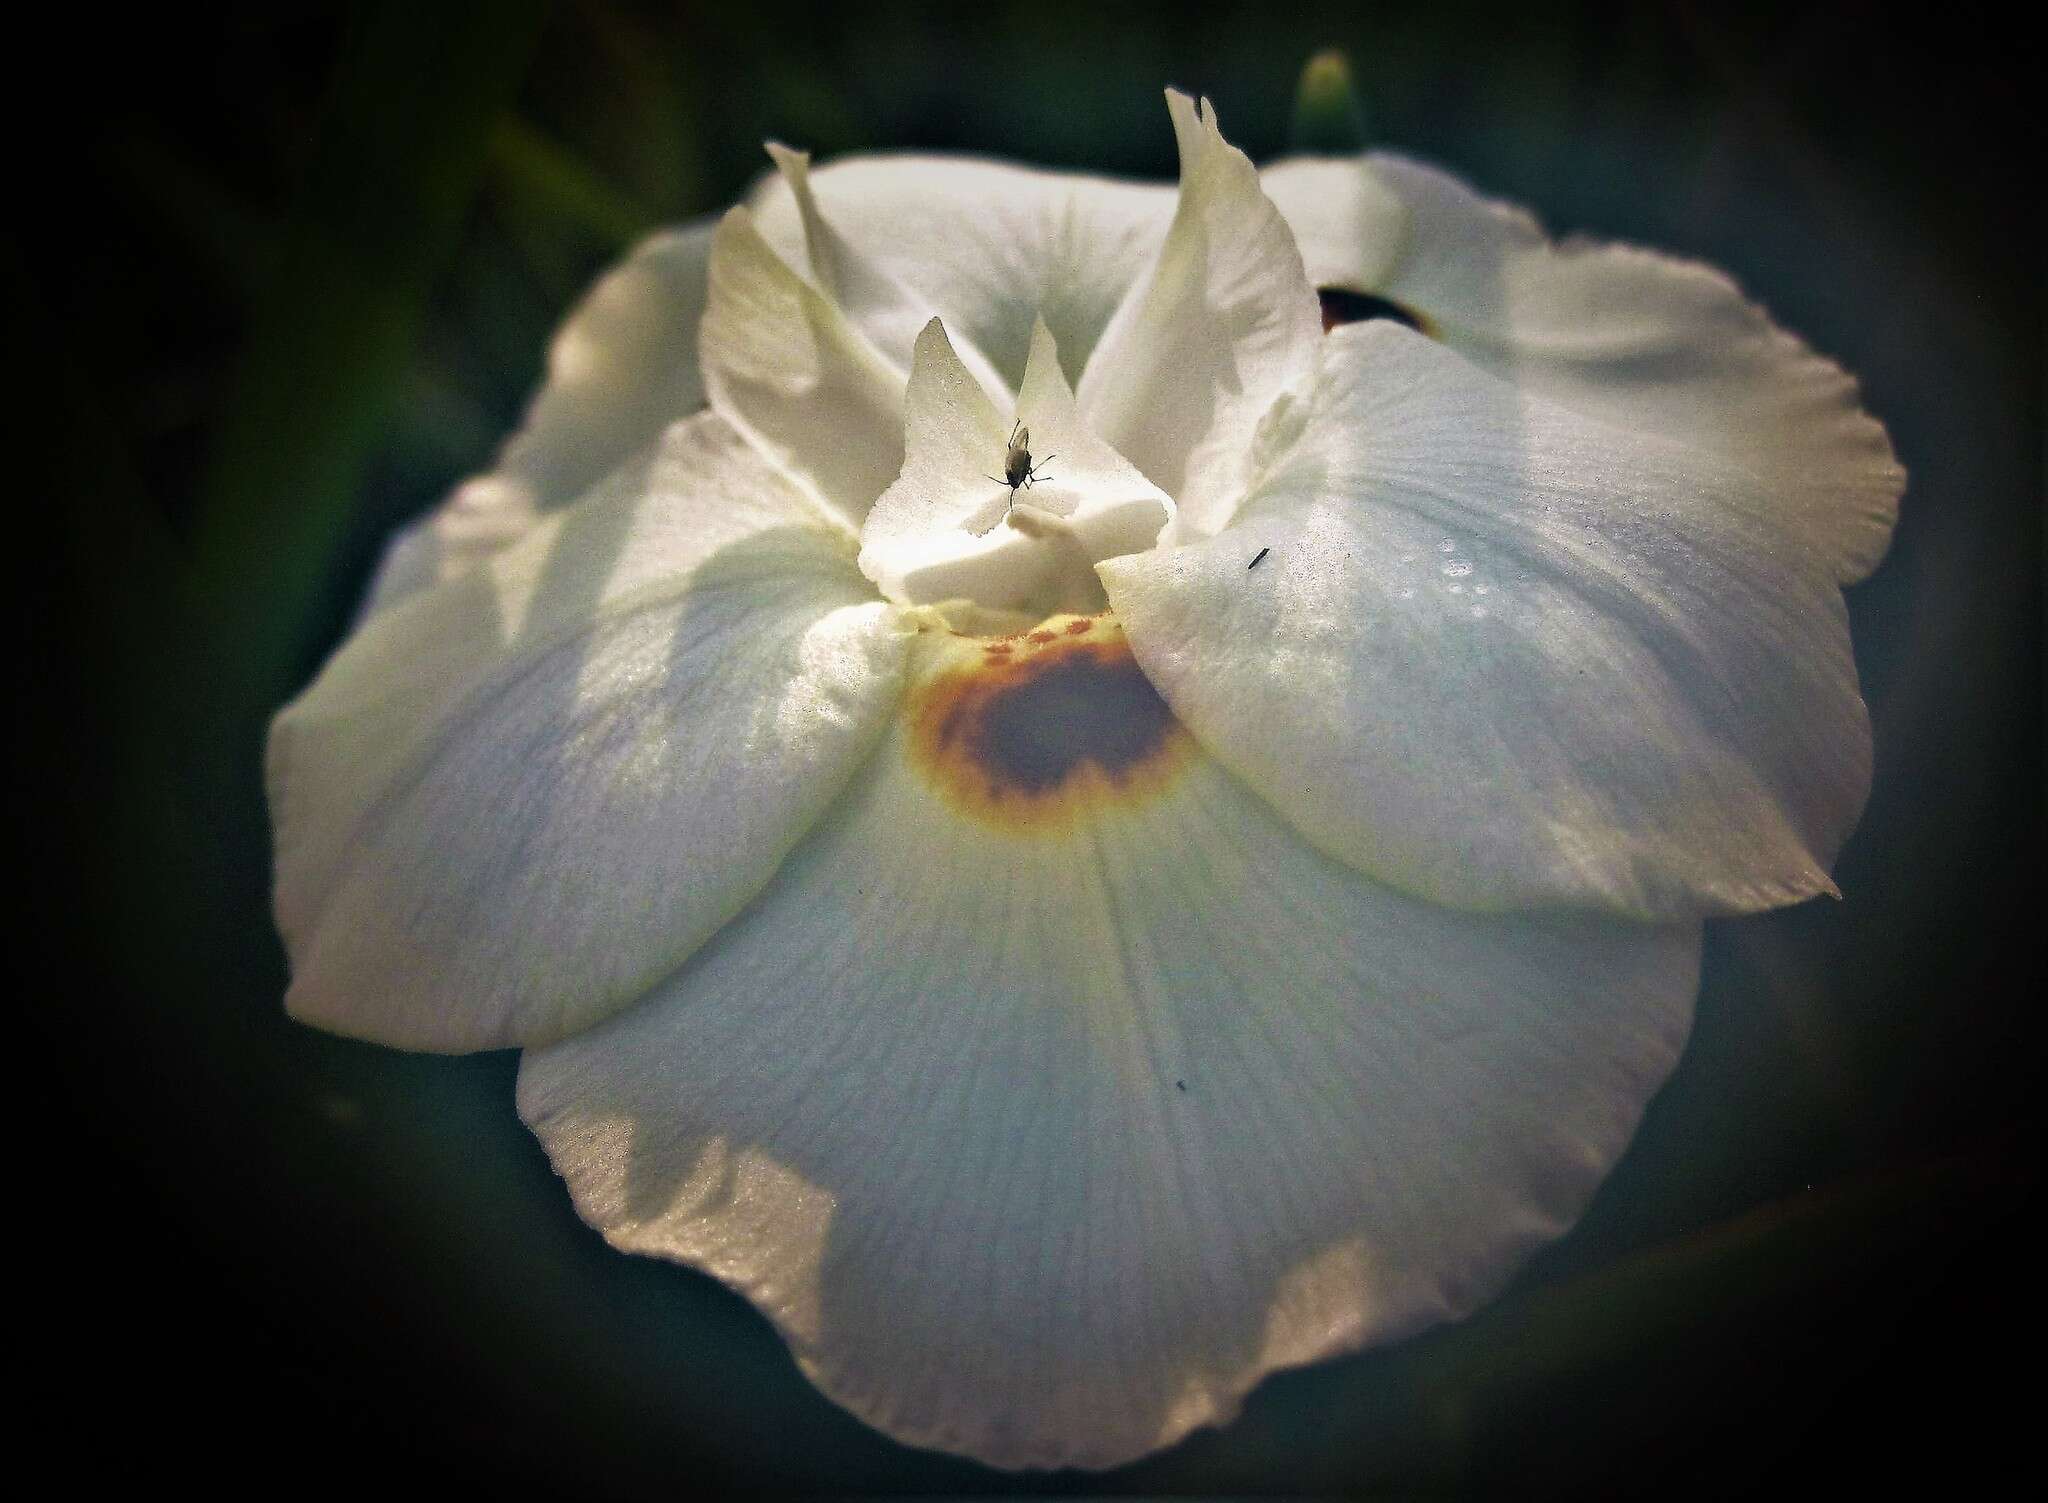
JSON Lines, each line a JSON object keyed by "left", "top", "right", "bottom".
{"left": 907, "top": 615, "right": 1192, "bottom": 833}
{"left": 1318, "top": 285, "right": 1433, "bottom": 337}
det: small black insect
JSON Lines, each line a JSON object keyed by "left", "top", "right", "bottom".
{"left": 1248, "top": 547, "right": 1270, "bottom": 570}
{"left": 986, "top": 420, "right": 1056, "bottom": 503}
{"left": 1175, "top": 1079, "right": 1187, "bottom": 1092}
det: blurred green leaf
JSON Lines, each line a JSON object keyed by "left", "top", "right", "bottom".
{"left": 489, "top": 115, "right": 658, "bottom": 252}
{"left": 1414, "top": 1149, "right": 2003, "bottom": 1430}
{"left": 100, "top": 130, "right": 281, "bottom": 295}
{"left": 188, "top": 0, "right": 550, "bottom": 709}
{"left": 563, "top": 0, "right": 702, "bottom": 218}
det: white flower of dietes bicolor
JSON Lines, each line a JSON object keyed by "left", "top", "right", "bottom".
{"left": 269, "top": 92, "right": 1902, "bottom": 1467}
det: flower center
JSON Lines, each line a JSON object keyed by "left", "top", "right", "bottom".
{"left": 862, "top": 461, "right": 1171, "bottom": 624}
{"left": 856, "top": 318, "right": 1176, "bottom": 626}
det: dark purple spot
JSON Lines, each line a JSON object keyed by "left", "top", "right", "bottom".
{"left": 971, "top": 648, "right": 1175, "bottom": 794}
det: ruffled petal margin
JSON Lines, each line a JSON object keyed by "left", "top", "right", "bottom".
{"left": 1262, "top": 153, "right": 1903, "bottom": 583}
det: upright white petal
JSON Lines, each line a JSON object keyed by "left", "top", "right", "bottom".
{"left": 270, "top": 413, "right": 910, "bottom": 1051}
{"left": 365, "top": 222, "right": 717, "bottom": 615}
{"left": 749, "top": 155, "right": 1175, "bottom": 392}
{"left": 1103, "top": 321, "right": 1872, "bottom": 922}
{"left": 1077, "top": 93, "right": 1321, "bottom": 538}
{"left": 698, "top": 207, "right": 910, "bottom": 529}
{"left": 520, "top": 618, "right": 1699, "bottom": 1469}
{"left": 1263, "top": 154, "right": 1904, "bottom": 583}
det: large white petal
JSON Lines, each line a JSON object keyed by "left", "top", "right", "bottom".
{"left": 270, "top": 412, "right": 909, "bottom": 1052}
{"left": 698, "top": 207, "right": 910, "bottom": 529}
{"left": 1262, "top": 154, "right": 1903, "bottom": 583}
{"left": 749, "top": 154, "right": 1175, "bottom": 394}
{"left": 518, "top": 616, "right": 1699, "bottom": 1470}
{"left": 1076, "top": 93, "right": 1321, "bottom": 538}
{"left": 366, "top": 221, "right": 717, "bottom": 615}
{"left": 1102, "top": 321, "right": 1872, "bottom": 922}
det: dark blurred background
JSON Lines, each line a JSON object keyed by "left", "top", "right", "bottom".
{"left": 19, "top": 0, "right": 2038, "bottom": 1494}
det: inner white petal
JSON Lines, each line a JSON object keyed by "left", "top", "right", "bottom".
{"left": 859, "top": 317, "right": 1172, "bottom": 621}
{"left": 765, "top": 141, "right": 1012, "bottom": 406}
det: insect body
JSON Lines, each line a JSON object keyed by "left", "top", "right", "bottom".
{"left": 987, "top": 421, "right": 1055, "bottom": 502}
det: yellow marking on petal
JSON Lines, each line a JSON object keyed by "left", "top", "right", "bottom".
{"left": 907, "top": 612, "right": 1194, "bottom": 833}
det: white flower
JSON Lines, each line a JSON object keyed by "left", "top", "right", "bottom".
{"left": 268, "top": 91, "right": 1901, "bottom": 1468}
